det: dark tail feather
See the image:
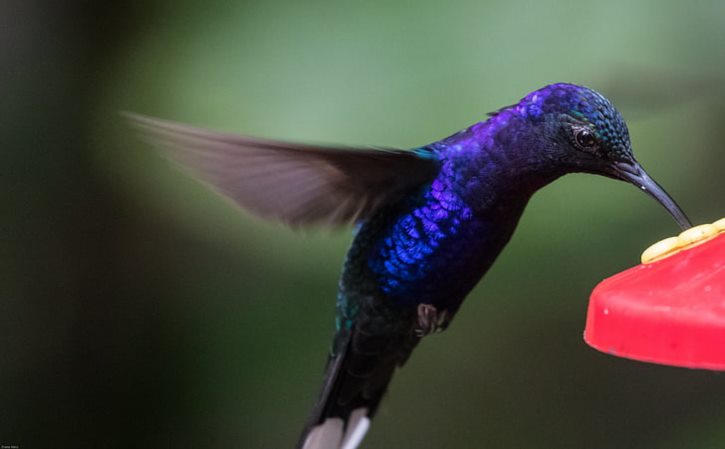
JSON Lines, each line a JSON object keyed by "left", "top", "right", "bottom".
{"left": 296, "top": 320, "right": 417, "bottom": 449}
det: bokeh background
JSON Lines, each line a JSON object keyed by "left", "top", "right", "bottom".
{"left": 3, "top": 0, "right": 725, "bottom": 448}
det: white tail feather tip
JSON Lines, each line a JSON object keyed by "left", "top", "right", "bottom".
{"left": 302, "top": 408, "right": 370, "bottom": 449}
{"left": 302, "top": 418, "right": 344, "bottom": 449}
{"left": 341, "top": 417, "right": 370, "bottom": 449}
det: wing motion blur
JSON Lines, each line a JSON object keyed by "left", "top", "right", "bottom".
{"left": 127, "top": 113, "right": 439, "bottom": 227}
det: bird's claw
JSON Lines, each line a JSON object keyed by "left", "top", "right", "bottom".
{"left": 415, "top": 304, "right": 448, "bottom": 337}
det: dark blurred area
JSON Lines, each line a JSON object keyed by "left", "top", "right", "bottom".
{"left": 2, "top": 1, "right": 724, "bottom": 448}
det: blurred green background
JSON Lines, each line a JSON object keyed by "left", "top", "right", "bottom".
{"left": 3, "top": 0, "right": 725, "bottom": 448}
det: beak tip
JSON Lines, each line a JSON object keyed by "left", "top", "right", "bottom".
{"left": 678, "top": 218, "right": 693, "bottom": 232}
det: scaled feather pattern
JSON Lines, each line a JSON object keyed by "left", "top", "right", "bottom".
{"left": 127, "top": 83, "right": 690, "bottom": 449}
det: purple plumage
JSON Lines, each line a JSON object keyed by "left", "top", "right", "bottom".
{"left": 127, "top": 83, "right": 691, "bottom": 449}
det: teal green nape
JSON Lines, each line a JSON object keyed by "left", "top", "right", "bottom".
{"left": 129, "top": 83, "right": 691, "bottom": 449}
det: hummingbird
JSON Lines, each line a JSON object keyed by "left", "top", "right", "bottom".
{"left": 128, "top": 83, "right": 692, "bottom": 449}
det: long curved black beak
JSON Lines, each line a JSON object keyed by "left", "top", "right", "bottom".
{"left": 612, "top": 161, "right": 692, "bottom": 231}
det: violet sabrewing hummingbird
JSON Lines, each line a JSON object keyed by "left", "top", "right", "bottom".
{"left": 128, "top": 83, "right": 692, "bottom": 449}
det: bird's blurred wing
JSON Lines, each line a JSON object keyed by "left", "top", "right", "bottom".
{"left": 127, "top": 114, "right": 439, "bottom": 227}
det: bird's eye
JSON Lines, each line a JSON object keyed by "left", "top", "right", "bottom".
{"left": 573, "top": 127, "right": 597, "bottom": 150}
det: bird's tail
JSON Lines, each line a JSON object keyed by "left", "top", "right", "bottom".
{"left": 296, "top": 318, "right": 417, "bottom": 449}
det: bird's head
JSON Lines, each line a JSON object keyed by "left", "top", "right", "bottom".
{"left": 517, "top": 83, "right": 691, "bottom": 230}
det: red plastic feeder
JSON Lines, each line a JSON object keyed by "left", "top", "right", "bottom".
{"left": 585, "top": 223, "right": 725, "bottom": 370}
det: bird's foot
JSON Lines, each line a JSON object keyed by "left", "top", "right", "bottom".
{"left": 415, "top": 304, "right": 448, "bottom": 337}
